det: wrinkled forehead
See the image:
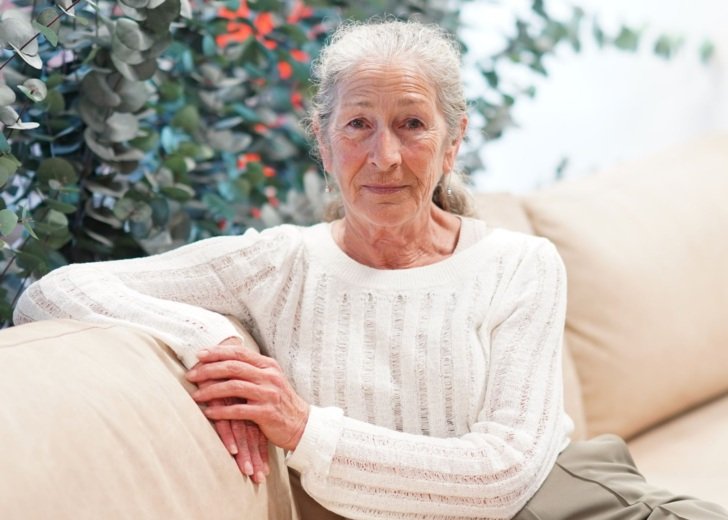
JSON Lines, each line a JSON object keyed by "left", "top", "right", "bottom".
{"left": 331, "top": 60, "right": 441, "bottom": 113}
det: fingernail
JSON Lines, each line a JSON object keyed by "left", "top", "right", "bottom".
{"left": 197, "top": 349, "right": 210, "bottom": 358}
{"left": 186, "top": 369, "right": 197, "bottom": 379}
{"left": 255, "top": 472, "right": 266, "bottom": 484}
{"left": 228, "top": 444, "right": 238, "bottom": 455}
{"left": 263, "top": 463, "right": 270, "bottom": 475}
{"left": 244, "top": 462, "right": 254, "bottom": 475}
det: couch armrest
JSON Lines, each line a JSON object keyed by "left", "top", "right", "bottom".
{"left": 0, "top": 319, "right": 297, "bottom": 520}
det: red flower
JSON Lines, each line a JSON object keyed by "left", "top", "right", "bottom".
{"left": 291, "top": 91, "right": 303, "bottom": 110}
{"left": 263, "top": 166, "right": 276, "bottom": 177}
{"left": 251, "top": 207, "right": 262, "bottom": 219}
{"left": 237, "top": 152, "right": 262, "bottom": 169}
{"left": 218, "top": 0, "right": 249, "bottom": 20}
{"left": 290, "top": 49, "right": 309, "bottom": 62}
{"left": 278, "top": 61, "right": 293, "bottom": 80}
{"left": 254, "top": 12, "right": 274, "bottom": 36}
{"left": 287, "top": 0, "right": 313, "bottom": 24}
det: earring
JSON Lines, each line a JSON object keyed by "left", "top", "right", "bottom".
{"left": 446, "top": 174, "right": 452, "bottom": 196}
{"left": 323, "top": 170, "right": 331, "bottom": 193}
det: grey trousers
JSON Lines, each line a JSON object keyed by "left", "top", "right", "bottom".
{"left": 291, "top": 434, "right": 728, "bottom": 520}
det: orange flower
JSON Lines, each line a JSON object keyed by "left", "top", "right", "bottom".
{"left": 218, "top": 0, "right": 249, "bottom": 20}
{"left": 263, "top": 166, "right": 276, "bottom": 177}
{"left": 290, "top": 49, "right": 309, "bottom": 62}
{"left": 261, "top": 39, "right": 277, "bottom": 50}
{"left": 216, "top": 23, "right": 253, "bottom": 48}
{"left": 290, "top": 91, "right": 303, "bottom": 110}
{"left": 254, "top": 12, "right": 274, "bottom": 36}
{"left": 237, "top": 152, "right": 262, "bottom": 169}
{"left": 287, "top": 0, "right": 313, "bottom": 24}
{"left": 278, "top": 61, "right": 293, "bottom": 80}
{"left": 254, "top": 123, "right": 269, "bottom": 134}
{"left": 251, "top": 207, "right": 262, "bottom": 219}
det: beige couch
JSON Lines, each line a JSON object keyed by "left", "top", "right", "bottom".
{"left": 1, "top": 133, "right": 726, "bottom": 518}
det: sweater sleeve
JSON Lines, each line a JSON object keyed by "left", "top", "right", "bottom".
{"left": 13, "top": 226, "right": 298, "bottom": 368}
{"left": 286, "top": 239, "right": 568, "bottom": 519}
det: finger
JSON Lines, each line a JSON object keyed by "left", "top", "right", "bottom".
{"left": 214, "top": 417, "right": 239, "bottom": 456}
{"left": 186, "top": 360, "right": 262, "bottom": 384}
{"left": 193, "top": 379, "right": 270, "bottom": 403}
{"left": 197, "top": 345, "right": 278, "bottom": 369}
{"left": 231, "top": 420, "right": 255, "bottom": 478}
{"left": 246, "top": 423, "right": 266, "bottom": 482}
{"left": 258, "top": 428, "right": 270, "bottom": 474}
{"left": 204, "top": 403, "right": 263, "bottom": 422}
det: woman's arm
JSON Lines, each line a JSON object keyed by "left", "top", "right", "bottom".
{"left": 283, "top": 241, "right": 568, "bottom": 519}
{"left": 14, "top": 227, "right": 296, "bottom": 368}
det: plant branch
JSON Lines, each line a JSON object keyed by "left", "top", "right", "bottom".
{"left": 0, "top": 0, "right": 84, "bottom": 72}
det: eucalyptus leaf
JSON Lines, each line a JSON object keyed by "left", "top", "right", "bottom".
{"left": 32, "top": 21, "right": 59, "bottom": 47}
{"left": 80, "top": 72, "right": 122, "bottom": 108}
{"left": 38, "top": 157, "right": 78, "bottom": 186}
{"left": 0, "top": 84, "right": 16, "bottom": 106}
{"left": 35, "top": 8, "right": 61, "bottom": 34}
{"left": 111, "top": 55, "right": 157, "bottom": 81}
{"left": 105, "top": 112, "right": 139, "bottom": 142}
{"left": 78, "top": 98, "right": 107, "bottom": 132}
{"left": 45, "top": 199, "right": 77, "bottom": 214}
{"left": 142, "top": 0, "right": 180, "bottom": 35}
{"left": 0, "top": 13, "right": 37, "bottom": 51}
{"left": 161, "top": 184, "right": 195, "bottom": 201}
{"left": 0, "top": 134, "right": 9, "bottom": 153}
{"left": 43, "top": 89, "right": 66, "bottom": 115}
{"left": 171, "top": 104, "right": 200, "bottom": 133}
{"left": 111, "top": 36, "right": 147, "bottom": 65}
{"left": 0, "top": 106, "right": 20, "bottom": 126}
{"left": 119, "top": 0, "right": 150, "bottom": 9}
{"left": 115, "top": 78, "right": 150, "bottom": 112}
{"left": 0, "top": 156, "right": 20, "bottom": 185}
{"left": 18, "top": 78, "right": 48, "bottom": 102}
{"left": 115, "top": 18, "right": 154, "bottom": 51}
{"left": 0, "top": 209, "right": 18, "bottom": 236}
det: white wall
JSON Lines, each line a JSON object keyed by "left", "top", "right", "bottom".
{"left": 460, "top": 0, "right": 728, "bottom": 193}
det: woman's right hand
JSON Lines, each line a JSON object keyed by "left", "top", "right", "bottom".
{"left": 195, "top": 370, "right": 270, "bottom": 483}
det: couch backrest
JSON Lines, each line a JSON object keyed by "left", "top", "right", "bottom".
{"left": 522, "top": 133, "right": 728, "bottom": 439}
{"left": 473, "top": 192, "right": 588, "bottom": 441}
{"left": 0, "top": 319, "right": 296, "bottom": 520}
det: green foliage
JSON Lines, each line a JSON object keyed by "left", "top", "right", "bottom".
{"left": 0, "top": 0, "right": 712, "bottom": 323}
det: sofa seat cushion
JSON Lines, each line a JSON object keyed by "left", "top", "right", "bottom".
{"left": 628, "top": 393, "right": 728, "bottom": 509}
{"left": 524, "top": 133, "right": 728, "bottom": 439}
{"left": 0, "top": 319, "right": 296, "bottom": 520}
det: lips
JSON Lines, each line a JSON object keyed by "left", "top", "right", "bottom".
{"left": 363, "top": 185, "right": 405, "bottom": 194}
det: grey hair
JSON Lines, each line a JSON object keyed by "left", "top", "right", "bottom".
{"left": 309, "top": 18, "right": 476, "bottom": 218}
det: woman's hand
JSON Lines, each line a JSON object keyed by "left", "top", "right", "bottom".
{"left": 186, "top": 344, "right": 310, "bottom": 452}
{"left": 194, "top": 376, "right": 269, "bottom": 483}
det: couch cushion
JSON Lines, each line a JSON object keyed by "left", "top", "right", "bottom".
{"left": 0, "top": 319, "right": 297, "bottom": 520}
{"left": 628, "top": 392, "right": 728, "bottom": 509}
{"left": 523, "top": 133, "right": 728, "bottom": 438}
{"left": 473, "top": 192, "right": 587, "bottom": 440}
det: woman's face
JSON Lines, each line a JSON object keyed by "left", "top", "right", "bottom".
{"left": 317, "top": 61, "right": 464, "bottom": 229}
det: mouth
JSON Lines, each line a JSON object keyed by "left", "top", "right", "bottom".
{"left": 362, "top": 185, "right": 406, "bottom": 194}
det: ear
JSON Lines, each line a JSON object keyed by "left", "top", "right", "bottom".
{"left": 443, "top": 115, "right": 467, "bottom": 173}
{"left": 313, "top": 119, "right": 333, "bottom": 173}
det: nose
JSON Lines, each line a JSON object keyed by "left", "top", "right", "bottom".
{"left": 369, "top": 127, "right": 401, "bottom": 171}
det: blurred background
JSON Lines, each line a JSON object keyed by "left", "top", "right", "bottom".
{"left": 0, "top": 0, "right": 726, "bottom": 320}
{"left": 461, "top": 0, "right": 728, "bottom": 192}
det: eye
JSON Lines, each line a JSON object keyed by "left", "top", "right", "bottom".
{"left": 347, "top": 118, "right": 366, "bottom": 129}
{"left": 404, "top": 118, "right": 424, "bottom": 130}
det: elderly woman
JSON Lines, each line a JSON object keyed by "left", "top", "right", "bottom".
{"left": 14, "top": 20, "right": 728, "bottom": 520}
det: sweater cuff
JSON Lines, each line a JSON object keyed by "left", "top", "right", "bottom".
{"left": 177, "top": 323, "right": 243, "bottom": 369}
{"left": 286, "top": 405, "right": 344, "bottom": 476}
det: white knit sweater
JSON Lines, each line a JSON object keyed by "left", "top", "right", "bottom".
{"left": 14, "top": 217, "right": 572, "bottom": 519}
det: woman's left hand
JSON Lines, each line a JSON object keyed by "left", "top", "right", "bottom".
{"left": 186, "top": 345, "right": 310, "bottom": 452}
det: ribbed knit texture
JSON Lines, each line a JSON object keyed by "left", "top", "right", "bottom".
{"left": 14, "top": 218, "right": 571, "bottom": 519}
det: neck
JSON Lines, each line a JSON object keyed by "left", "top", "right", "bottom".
{"left": 333, "top": 206, "right": 461, "bottom": 269}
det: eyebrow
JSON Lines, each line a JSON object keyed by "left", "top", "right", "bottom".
{"left": 341, "top": 96, "right": 429, "bottom": 109}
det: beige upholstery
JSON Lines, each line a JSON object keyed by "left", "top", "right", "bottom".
{"left": 629, "top": 394, "right": 728, "bottom": 507}
{"left": 0, "top": 319, "right": 297, "bottom": 520}
{"left": 523, "top": 135, "right": 728, "bottom": 439}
